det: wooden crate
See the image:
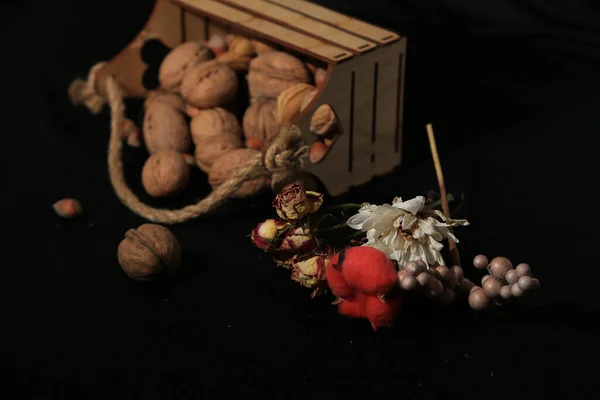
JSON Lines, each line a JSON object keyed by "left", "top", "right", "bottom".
{"left": 94, "top": 0, "right": 407, "bottom": 196}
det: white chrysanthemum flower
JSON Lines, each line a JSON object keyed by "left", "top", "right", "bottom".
{"left": 346, "top": 196, "right": 469, "bottom": 267}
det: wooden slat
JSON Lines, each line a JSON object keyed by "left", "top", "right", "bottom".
{"left": 267, "top": 0, "right": 399, "bottom": 44}
{"left": 218, "top": 0, "right": 377, "bottom": 54}
{"left": 183, "top": 9, "right": 207, "bottom": 41}
{"left": 350, "top": 62, "right": 376, "bottom": 185}
{"left": 173, "top": 0, "right": 353, "bottom": 63}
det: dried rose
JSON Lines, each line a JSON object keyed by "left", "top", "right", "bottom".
{"left": 250, "top": 218, "right": 288, "bottom": 251}
{"left": 291, "top": 254, "right": 328, "bottom": 297}
{"left": 272, "top": 183, "right": 324, "bottom": 221}
{"left": 280, "top": 226, "right": 317, "bottom": 254}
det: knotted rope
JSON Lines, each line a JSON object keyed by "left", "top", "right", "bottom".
{"left": 68, "top": 63, "right": 309, "bottom": 224}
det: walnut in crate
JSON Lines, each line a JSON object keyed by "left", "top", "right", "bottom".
{"left": 247, "top": 52, "right": 310, "bottom": 99}
{"left": 180, "top": 60, "right": 239, "bottom": 109}
{"left": 277, "top": 83, "right": 316, "bottom": 123}
{"left": 310, "top": 104, "right": 338, "bottom": 135}
{"left": 242, "top": 99, "right": 279, "bottom": 150}
{"left": 190, "top": 107, "right": 242, "bottom": 145}
{"left": 208, "top": 149, "right": 271, "bottom": 198}
{"left": 195, "top": 134, "right": 244, "bottom": 173}
{"left": 118, "top": 224, "right": 181, "bottom": 281}
{"left": 158, "top": 41, "right": 215, "bottom": 93}
{"left": 143, "top": 101, "right": 191, "bottom": 153}
{"left": 141, "top": 150, "right": 190, "bottom": 197}
{"left": 144, "top": 90, "right": 185, "bottom": 111}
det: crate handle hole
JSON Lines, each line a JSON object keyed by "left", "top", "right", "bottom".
{"left": 308, "top": 104, "right": 344, "bottom": 164}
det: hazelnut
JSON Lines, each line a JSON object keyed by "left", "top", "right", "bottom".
{"left": 194, "top": 133, "right": 244, "bottom": 173}
{"left": 190, "top": 107, "right": 242, "bottom": 145}
{"left": 180, "top": 60, "right": 239, "bottom": 109}
{"left": 309, "top": 141, "right": 328, "bottom": 164}
{"left": 145, "top": 91, "right": 185, "bottom": 111}
{"left": 252, "top": 39, "right": 276, "bottom": 54}
{"left": 242, "top": 99, "right": 279, "bottom": 147}
{"left": 208, "top": 148, "right": 271, "bottom": 198}
{"left": 247, "top": 52, "right": 310, "bottom": 99}
{"left": 276, "top": 83, "right": 316, "bottom": 123}
{"left": 53, "top": 198, "right": 83, "bottom": 218}
{"left": 158, "top": 41, "right": 215, "bottom": 93}
{"left": 117, "top": 224, "right": 181, "bottom": 281}
{"left": 216, "top": 51, "right": 252, "bottom": 73}
{"left": 143, "top": 101, "right": 191, "bottom": 153}
{"left": 185, "top": 103, "right": 201, "bottom": 118}
{"left": 142, "top": 150, "right": 190, "bottom": 197}
{"left": 245, "top": 137, "right": 264, "bottom": 150}
{"left": 310, "top": 104, "right": 338, "bottom": 135}
{"left": 226, "top": 35, "right": 255, "bottom": 56}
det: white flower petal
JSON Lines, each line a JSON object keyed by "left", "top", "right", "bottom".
{"left": 395, "top": 196, "right": 425, "bottom": 214}
{"left": 402, "top": 214, "right": 417, "bottom": 230}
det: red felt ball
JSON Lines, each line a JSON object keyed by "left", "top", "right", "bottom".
{"left": 325, "top": 252, "right": 354, "bottom": 299}
{"left": 337, "top": 294, "right": 367, "bottom": 318}
{"left": 339, "top": 246, "right": 398, "bottom": 296}
{"left": 364, "top": 293, "right": 403, "bottom": 331}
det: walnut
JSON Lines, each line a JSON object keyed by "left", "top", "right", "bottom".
{"left": 247, "top": 52, "right": 310, "bottom": 99}
{"left": 276, "top": 83, "right": 316, "bottom": 123}
{"left": 117, "top": 224, "right": 181, "bottom": 281}
{"left": 310, "top": 104, "right": 338, "bottom": 135}
{"left": 208, "top": 149, "right": 271, "bottom": 198}
{"left": 216, "top": 51, "right": 252, "bottom": 73}
{"left": 141, "top": 150, "right": 190, "bottom": 197}
{"left": 194, "top": 134, "right": 244, "bottom": 173}
{"left": 190, "top": 107, "right": 242, "bottom": 146}
{"left": 143, "top": 101, "right": 192, "bottom": 153}
{"left": 226, "top": 35, "right": 255, "bottom": 56}
{"left": 144, "top": 90, "right": 185, "bottom": 111}
{"left": 180, "top": 60, "right": 239, "bottom": 109}
{"left": 158, "top": 41, "right": 215, "bottom": 93}
{"left": 242, "top": 99, "right": 279, "bottom": 150}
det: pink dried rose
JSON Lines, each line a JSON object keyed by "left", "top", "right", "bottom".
{"left": 279, "top": 226, "right": 317, "bottom": 254}
{"left": 272, "top": 183, "right": 324, "bottom": 221}
{"left": 250, "top": 218, "right": 288, "bottom": 251}
{"left": 291, "top": 254, "right": 328, "bottom": 297}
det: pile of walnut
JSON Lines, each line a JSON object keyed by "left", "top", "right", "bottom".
{"left": 125, "top": 34, "right": 338, "bottom": 199}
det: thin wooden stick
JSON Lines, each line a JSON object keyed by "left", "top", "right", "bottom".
{"left": 426, "top": 123, "right": 460, "bottom": 266}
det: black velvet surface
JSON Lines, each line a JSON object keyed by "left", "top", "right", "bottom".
{"left": 3, "top": 0, "right": 600, "bottom": 398}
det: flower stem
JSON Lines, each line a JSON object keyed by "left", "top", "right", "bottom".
{"left": 428, "top": 193, "right": 454, "bottom": 209}
{"left": 323, "top": 203, "right": 362, "bottom": 212}
{"left": 318, "top": 222, "right": 354, "bottom": 233}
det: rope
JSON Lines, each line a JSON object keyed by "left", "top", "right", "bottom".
{"left": 69, "top": 63, "right": 309, "bottom": 224}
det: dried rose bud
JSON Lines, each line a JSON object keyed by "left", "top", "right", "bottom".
{"left": 272, "top": 182, "right": 324, "bottom": 221}
{"left": 250, "top": 218, "right": 288, "bottom": 251}
{"left": 279, "top": 226, "right": 317, "bottom": 254}
{"left": 291, "top": 254, "right": 327, "bottom": 297}
{"left": 53, "top": 198, "right": 83, "bottom": 218}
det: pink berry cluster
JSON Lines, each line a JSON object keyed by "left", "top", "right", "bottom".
{"left": 468, "top": 255, "right": 540, "bottom": 310}
{"left": 396, "top": 261, "right": 475, "bottom": 305}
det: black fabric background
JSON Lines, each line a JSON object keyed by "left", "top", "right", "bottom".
{"left": 2, "top": 0, "right": 600, "bottom": 398}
